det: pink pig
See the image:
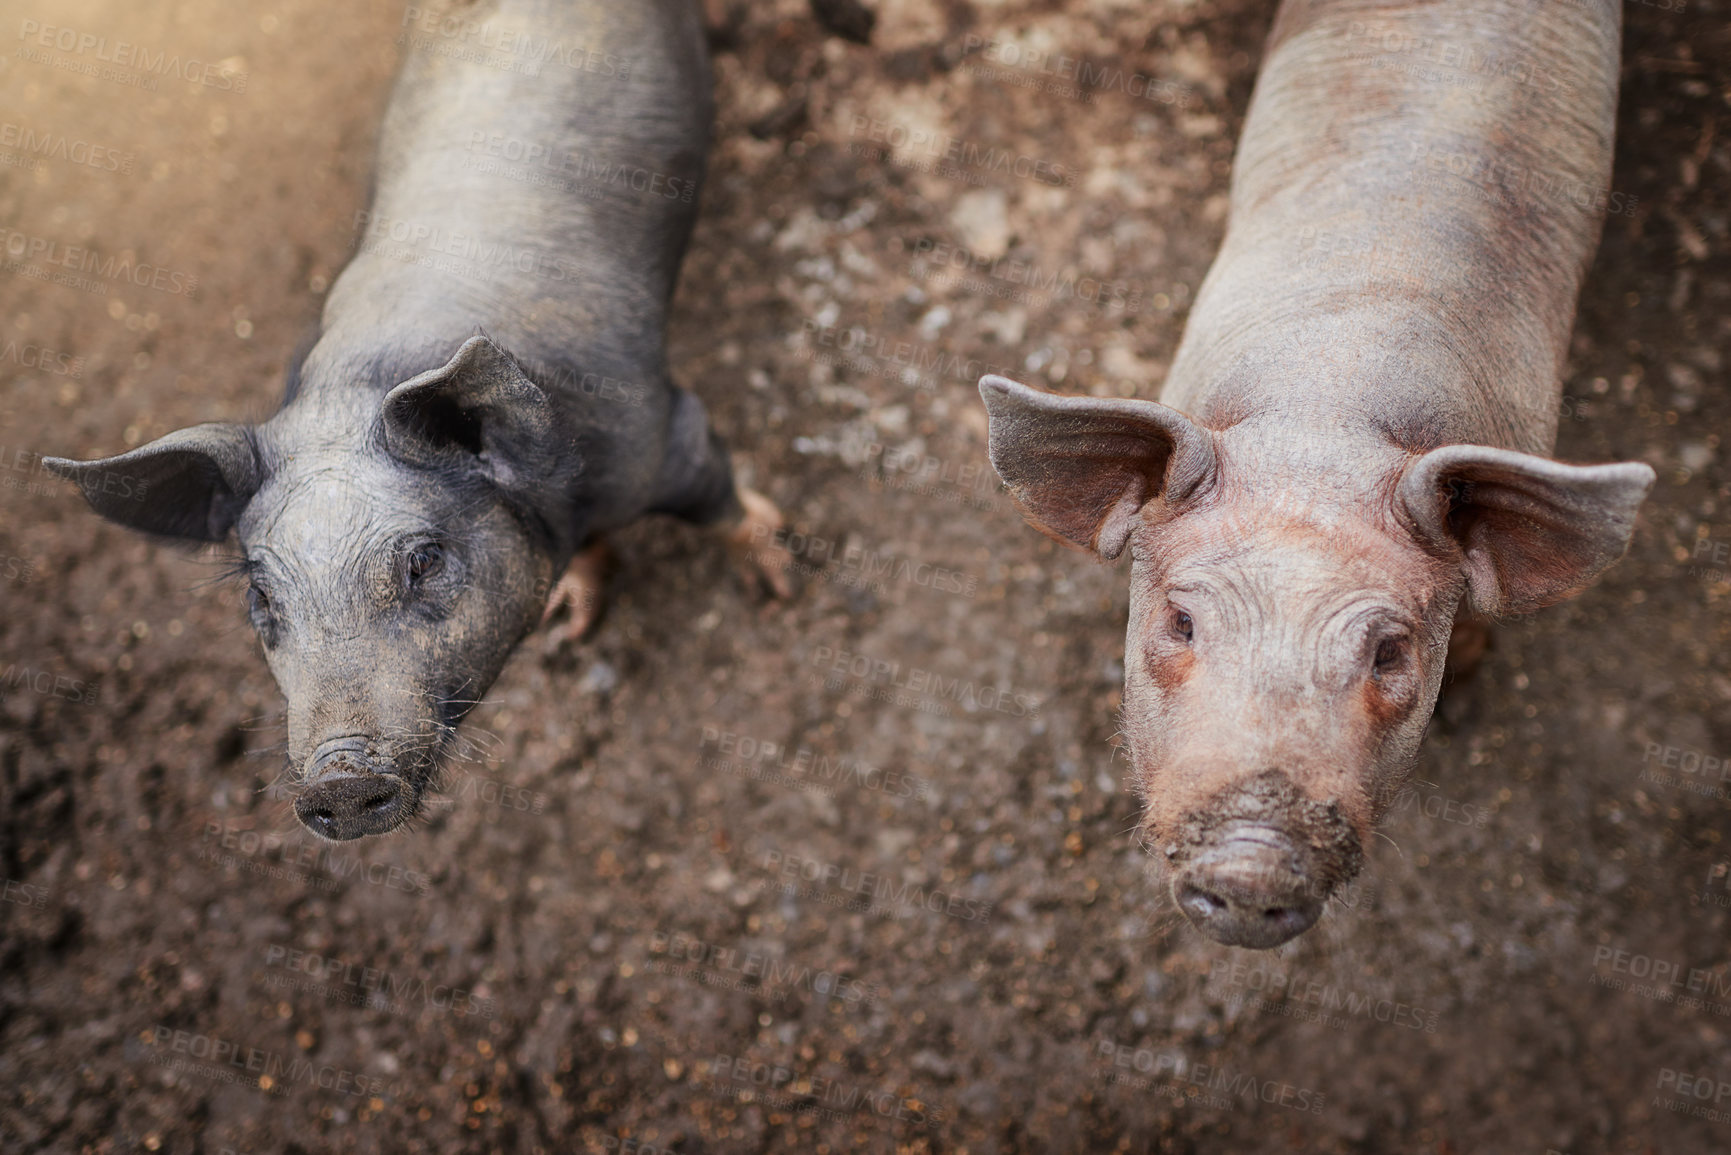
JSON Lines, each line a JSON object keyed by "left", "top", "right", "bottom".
{"left": 981, "top": 0, "right": 1653, "bottom": 948}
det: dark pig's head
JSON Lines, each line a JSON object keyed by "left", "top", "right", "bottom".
{"left": 48, "top": 337, "right": 572, "bottom": 840}
{"left": 980, "top": 375, "right": 1653, "bottom": 948}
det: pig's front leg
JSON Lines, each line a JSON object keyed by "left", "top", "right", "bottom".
{"left": 724, "top": 485, "right": 793, "bottom": 599}
{"left": 540, "top": 487, "right": 790, "bottom": 653}
{"left": 541, "top": 539, "right": 612, "bottom": 650}
{"left": 649, "top": 388, "right": 794, "bottom": 600}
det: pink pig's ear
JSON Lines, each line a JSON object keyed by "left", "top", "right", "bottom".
{"left": 1397, "top": 444, "right": 1655, "bottom": 616}
{"left": 978, "top": 375, "right": 1215, "bottom": 559}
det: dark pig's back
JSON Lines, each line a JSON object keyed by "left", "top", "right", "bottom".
{"left": 321, "top": 0, "right": 713, "bottom": 385}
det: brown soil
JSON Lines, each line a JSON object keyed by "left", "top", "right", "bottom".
{"left": 1, "top": 0, "right": 1727, "bottom": 1152}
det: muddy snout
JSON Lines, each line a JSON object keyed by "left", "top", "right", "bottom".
{"left": 1165, "top": 773, "right": 1364, "bottom": 950}
{"left": 1173, "top": 826, "right": 1329, "bottom": 949}
{"left": 293, "top": 736, "right": 413, "bottom": 841}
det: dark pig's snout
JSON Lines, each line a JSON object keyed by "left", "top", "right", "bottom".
{"left": 294, "top": 736, "right": 413, "bottom": 841}
{"left": 1166, "top": 772, "right": 1363, "bottom": 950}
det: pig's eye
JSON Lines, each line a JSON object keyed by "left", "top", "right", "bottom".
{"left": 1372, "top": 637, "right": 1406, "bottom": 679}
{"left": 246, "top": 582, "right": 278, "bottom": 646}
{"left": 403, "top": 542, "right": 447, "bottom": 589}
{"left": 1168, "top": 607, "right": 1194, "bottom": 643}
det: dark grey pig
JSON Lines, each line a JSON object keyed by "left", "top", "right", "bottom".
{"left": 48, "top": 0, "right": 786, "bottom": 840}
{"left": 981, "top": 0, "right": 1653, "bottom": 948}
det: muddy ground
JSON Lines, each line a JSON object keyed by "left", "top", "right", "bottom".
{"left": 1, "top": 0, "right": 1729, "bottom": 1151}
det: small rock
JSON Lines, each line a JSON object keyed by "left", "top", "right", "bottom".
{"left": 959, "top": 1080, "right": 1000, "bottom": 1117}
{"left": 578, "top": 661, "right": 619, "bottom": 696}
{"left": 749, "top": 95, "right": 808, "bottom": 140}
{"left": 980, "top": 307, "right": 1026, "bottom": 346}
{"left": 810, "top": 0, "right": 874, "bottom": 44}
{"left": 950, "top": 189, "right": 1010, "bottom": 259}
{"left": 911, "top": 1048, "right": 958, "bottom": 1079}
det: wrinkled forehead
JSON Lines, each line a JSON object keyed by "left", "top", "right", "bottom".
{"left": 238, "top": 454, "right": 445, "bottom": 568}
{"left": 1147, "top": 514, "right": 1434, "bottom": 619}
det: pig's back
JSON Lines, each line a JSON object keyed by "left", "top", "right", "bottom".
{"left": 319, "top": 0, "right": 712, "bottom": 389}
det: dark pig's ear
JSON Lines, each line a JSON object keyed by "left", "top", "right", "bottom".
{"left": 1397, "top": 444, "right": 1656, "bottom": 616}
{"left": 381, "top": 336, "right": 557, "bottom": 491}
{"left": 43, "top": 423, "right": 261, "bottom": 541}
{"left": 978, "top": 375, "right": 1215, "bottom": 559}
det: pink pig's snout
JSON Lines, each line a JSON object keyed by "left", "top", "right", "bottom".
{"left": 1174, "top": 826, "right": 1325, "bottom": 949}
{"left": 1163, "top": 770, "right": 1364, "bottom": 950}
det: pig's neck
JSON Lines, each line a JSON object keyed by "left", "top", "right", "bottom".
{"left": 1168, "top": 294, "right": 1542, "bottom": 454}
{"left": 1206, "top": 406, "right": 1415, "bottom": 537}
{"left": 297, "top": 293, "right": 661, "bottom": 404}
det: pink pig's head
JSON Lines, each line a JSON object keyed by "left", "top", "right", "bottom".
{"left": 980, "top": 376, "right": 1653, "bottom": 949}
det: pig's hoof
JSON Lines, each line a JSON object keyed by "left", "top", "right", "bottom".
{"left": 542, "top": 540, "right": 611, "bottom": 650}
{"left": 726, "top": 486, "right": 794, "bottom": 599}
{"left": 1444, "top": 617, "right": 1492, "bottom": 682}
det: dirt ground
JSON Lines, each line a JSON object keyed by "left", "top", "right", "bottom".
{"left": 1, "top": 0, "right": 1728, "bottom": 1151}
